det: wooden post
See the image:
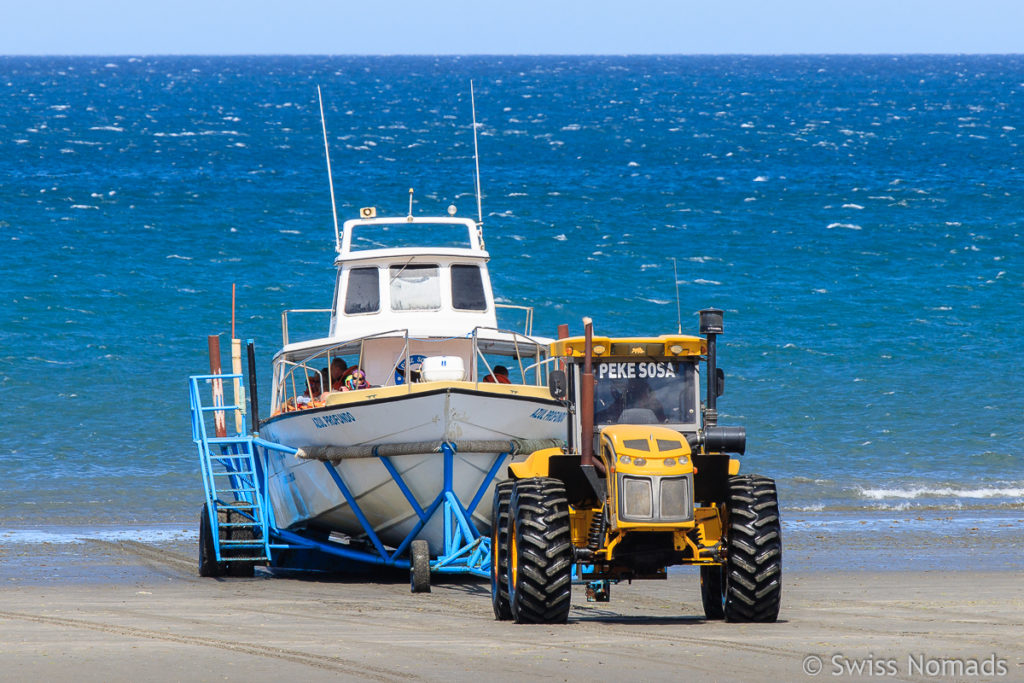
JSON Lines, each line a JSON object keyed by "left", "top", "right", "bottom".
{"left": 231, "top": 338, "right": 244, "bottom": 435}
{"left": 208, "top": 335, "right": 226, "bottom": 438}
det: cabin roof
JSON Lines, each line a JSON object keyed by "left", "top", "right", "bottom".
{"left": 338, "top": 215, "right": 485, "bottom": 260}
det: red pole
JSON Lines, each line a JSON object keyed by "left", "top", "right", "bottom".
{"left": 580, "top": 318, "right": 594, "bottom": 467}
{"left": 208, "top": 335, "right": 226, "bottom": 438}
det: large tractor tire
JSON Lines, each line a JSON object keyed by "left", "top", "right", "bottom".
{"left": 507, "top": 478, "right": 573, "bottom": 624}
{"left": 700, "top": 564, "right": 726, "bottom": 620}
{"left": 723, "top": 474, "right": 782, "bottom": 622}
{"left": 490, "top": 480, "right": 515, "bottom": 620}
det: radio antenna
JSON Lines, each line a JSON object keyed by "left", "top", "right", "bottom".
{"left": 317, "top": 86, "right": 341, "bottom": 252}
{"left": 470, "top": 80, "right": 484, "bottom": 229}
{"left": 672, "top": 257, "right": 682, "bottom": 334}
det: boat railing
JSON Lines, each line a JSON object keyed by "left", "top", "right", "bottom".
{"left": 521, "top": 355, "right": 561, "bottom": 377}
{"left": 273, "top": 328, "right": 413, "bottom": 411}
{"left": 275, "top": 359, "right": 331, "bottom": 412}
{"left": 470, "top": 325, "right": 548, "bottom": 387}
{"left": 280, "top": 308, "right": 332, "bottom": 347}
{"left": 273, "top": 326, "right": 551, "bottom": 412}
{"left": 494, "top": 303, "right": 534, "bottom": 337}
{"left": 280, "top": 306, "right": 533, "bottom": 348}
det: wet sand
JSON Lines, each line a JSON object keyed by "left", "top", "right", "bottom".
{"left": 1, "top": 539, "right": 1022, "bottom": 682}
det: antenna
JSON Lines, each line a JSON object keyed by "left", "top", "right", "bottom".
{"left": 407, "top": 187, "right": 414, "bottom": 219}
{"left": 317, "top": 86, "right": 341, "bottom": 252}
{"left": 672, "top": 257, "right": 682, "bottom": 334}
{"left": 470, "top": 80, "right": 483, "bottom": 228}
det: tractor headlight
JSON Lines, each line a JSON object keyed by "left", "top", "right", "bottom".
{"left": 618, "top": 474, "right": 694, "bottom": 523}
{"left": 659, "top": 475, "right": 693, "bottom": 521}
{"left": 621, "top": 475, "right": 654, "bottom": 519}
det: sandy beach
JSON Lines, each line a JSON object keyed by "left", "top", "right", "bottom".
{"left": 1, "top": 538, "right": 1021, "bottom": 682}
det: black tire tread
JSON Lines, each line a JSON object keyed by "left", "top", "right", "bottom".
{"left": 198, "top": 504, "right": 224, "bottom": 578}
{"left": 509, "top": 478, "right": 573, "bottom": 625}
{"left": 491, "top": 480, "right": 514, "bottom": 620}
{"left": 410, "top": 539, "right": 431, "bottom": 593}
{"left": 700, "top": 564, "right": 726, "bottom": 620}
{"left": 724, "top": 474, "right": 782, "bottom": 623}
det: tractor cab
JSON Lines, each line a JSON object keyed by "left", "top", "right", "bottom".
{"left": 549, "top": 333, "right": 704, "bottom": 450}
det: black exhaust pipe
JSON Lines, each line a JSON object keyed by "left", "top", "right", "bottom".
{"left": 246, "top": 340, "right": 260, "bottom": 434}
{"left": 699, "top": 309, "right": 723, "bottom": 428}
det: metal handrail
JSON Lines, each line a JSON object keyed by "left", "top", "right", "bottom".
{"left": 470, "top": 325, "right": 547, "bottom": 386}
{"left": 280, "top": 308, "right": 332, "bottom": 346}
{"left": 273, "top": 325, "right": 550, "bottom": 411}
{"left": 495, "top": 303, "right": 534, "bottom": 336}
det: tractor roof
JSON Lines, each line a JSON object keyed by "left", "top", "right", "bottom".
{"left": 549, "top": 334, "right": 705, "bottom": 360}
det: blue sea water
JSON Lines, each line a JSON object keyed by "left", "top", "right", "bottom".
{"left": 1, "top": 56, "right": 1022, "bottom": 550}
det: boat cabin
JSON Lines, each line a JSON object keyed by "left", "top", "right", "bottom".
{"left": 330, "top": 215, "right": 497, "bottom": 339}
{"left": 269, "top": 213, "right": 553, "bottom": 414}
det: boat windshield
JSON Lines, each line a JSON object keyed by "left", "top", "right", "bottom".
{"left": 390, "top": 265, "right": 441, "bottom": 311}
{"left": 593, "top": 360, "right": 697, "bottom": 426}
{"left": 350, "top": 223, "right": 474, "bottom": 251}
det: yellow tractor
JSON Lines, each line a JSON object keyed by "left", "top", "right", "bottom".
{"left": 490, "top": 310, "right": 781, "bottom": 624}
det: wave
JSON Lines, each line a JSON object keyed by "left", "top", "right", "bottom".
{"left": 827, "top": 222, "right": 862, "bottom": 230}
{"left": 2, "top": 526, "right": 194, "bottom": 545}
{"left": 859, "top": 486, "right": 1024, "bottom": 500}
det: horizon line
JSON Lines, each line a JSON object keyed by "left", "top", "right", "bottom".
{"left": 3, "top": 52, "right": 1023, "bottom": 58}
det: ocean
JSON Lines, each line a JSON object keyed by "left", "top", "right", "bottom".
{"left": 1, "top": 55, "right": 1021, "bottom": 561}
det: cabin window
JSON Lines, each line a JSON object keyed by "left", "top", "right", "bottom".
{"left": 390, "top": 264, "right": 441, "bottom": 311}
{"left": 593, "top": 361, "right": 697, "bottom": 426}
{"left": 344, "top": 267, "right": 380, "bottom": 314}
{"left": 451, "top": 265, "right": 487, "bottom": 311}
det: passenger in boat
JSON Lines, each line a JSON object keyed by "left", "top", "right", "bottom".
{"left": 296, "top": 373, "right": 324, "bottom": 407}
{"left": 343, "top": 368, "right": 369, "bottom": 391}
{"left": 330, "top": 358, "right": 348, "bottom": 391}
{"left": 483, "top": 365, "right": 511, "bottom": 384}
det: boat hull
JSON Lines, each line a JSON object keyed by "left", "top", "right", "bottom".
{"left": 260, "top": 386, "right": 567, "bottom": 553}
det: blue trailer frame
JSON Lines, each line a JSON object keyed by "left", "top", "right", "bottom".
{"left": 189, "top": 370, "right": 499, "bottom": 581}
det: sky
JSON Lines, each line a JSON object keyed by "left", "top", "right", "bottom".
{"left": 2, "top": 0, "right": 1023, "bottom": 55}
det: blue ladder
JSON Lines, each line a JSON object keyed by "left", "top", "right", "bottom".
{"left": 189, "top": 374, "right": 271, "bottom": 564}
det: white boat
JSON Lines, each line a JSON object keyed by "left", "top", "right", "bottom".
{"left": 259, "top": 210, "right": 566, "bottom": 554}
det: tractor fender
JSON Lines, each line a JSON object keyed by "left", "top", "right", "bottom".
{"left": 508, "top": 447, "right": 565, "bottom": 479}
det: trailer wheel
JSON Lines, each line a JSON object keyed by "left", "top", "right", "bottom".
{"left": 700, "top": 564, "right": 726, "bottom": 619}
{"left": 508, "top": 478, "right": 573, "bottom": 624}
{"left": 724, "top": 475, "right": 782, "bottom": 623}
{"left": 410, "top": 539, "right": 431, "bottom": 593}
{"left": 198, "top": 504, "right": 226, "bottom": 578}
{"left": 224, "top": 507, "right": 257, "bottom": 578}
{"left": 490, "top": 480, "right": 514, "bottom": 620}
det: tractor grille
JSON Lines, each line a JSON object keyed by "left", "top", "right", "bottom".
{"left": 618, "top": 474, "right": 694, "bottom": 523}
